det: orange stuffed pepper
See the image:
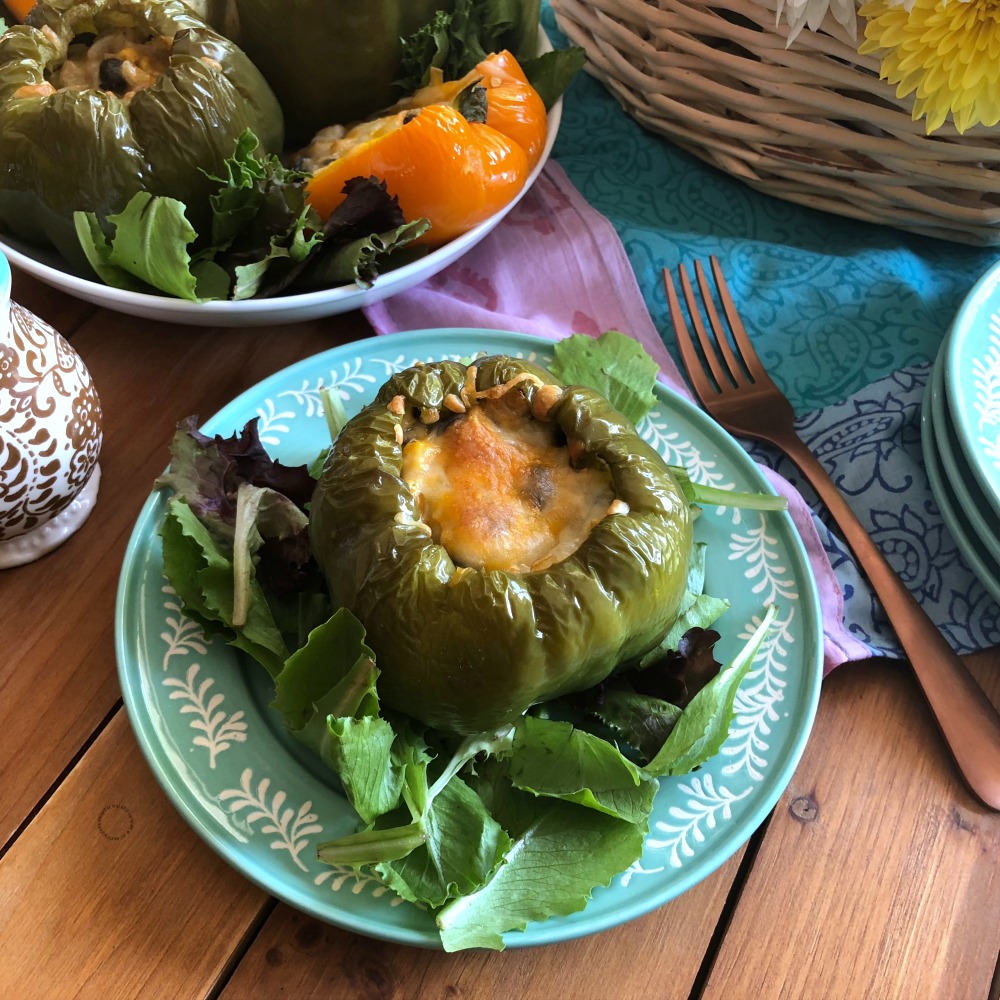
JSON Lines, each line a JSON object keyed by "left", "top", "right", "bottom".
{"left": 302, "top": 50, "right": 547, "bottom": 247}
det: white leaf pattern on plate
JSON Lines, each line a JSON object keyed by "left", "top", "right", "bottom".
{"left": 220, "top": 769, "right": 323, "bottom": 872}
{"left": 256, "top": 397, "right": 296, "bottom": 447}
{"left": 722, "top": 609, "right": 795, "bottom": 781}
{"left": 648, "top": 776, "right": 754, "bottom": 869}
{"left": 314, "top": 868, "right": 409, "bottom": 905}
{"left": 164, "top": 663, "right": 248, "bottom": 770}
{"left": 160, "top": 586, "right": 209, "bottom": 667}
{"left": 729, "top": 514, "right": 799, "bottom": 605}
{"left": 972, "top": 322, "right": 1000, "bottom": 470}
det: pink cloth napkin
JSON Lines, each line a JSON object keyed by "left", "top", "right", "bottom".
{"left": 365, "top": 160, "right": 869, "bottom": 672}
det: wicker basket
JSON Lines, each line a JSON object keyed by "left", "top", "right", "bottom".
{"left": 552, "top": 0, "right": 1000, "bottom": 245}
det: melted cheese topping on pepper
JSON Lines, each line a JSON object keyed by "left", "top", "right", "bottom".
{"left": 401, "top": 405, "right": 615, "bottom": 573}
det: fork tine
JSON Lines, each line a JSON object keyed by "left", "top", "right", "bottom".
{"left": 693, "top": 259, "right": 748, "bottom": 387}
{"left": 663, "top": 265, "right": 731, "bottom": 396}
{"left": 708, "top": 256, "right": 768, "bottom": 383}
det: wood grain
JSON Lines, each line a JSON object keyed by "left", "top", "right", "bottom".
{"left": 219, "top": 852, "right": 745, "bottom": 1000}
{"left": 0, "top": 301, "right": 372, "bottom": 846}
{"left": 702, "top": 653, "right": 1000, "bottom": 1000}
{"left": 9, "top": 269, "right": 97, "bottom": 337}
{"left": 0, "top": 710, "right": 269, "bottom": 1000}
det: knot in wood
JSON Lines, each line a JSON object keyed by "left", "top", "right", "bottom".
{"left": 790, "top": 795, "right": 819, "bottom": 823}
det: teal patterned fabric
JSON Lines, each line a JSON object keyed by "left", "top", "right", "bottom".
{"left": 543, "top": 4, "right": 1000, "bottom": 656}
{"left": 543, "top": 7, "right": 999, "bottom": 414}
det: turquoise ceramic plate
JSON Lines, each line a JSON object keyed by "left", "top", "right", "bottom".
{"left": 930, "top": 351, "right": 1000, "bottom": 569}
{"left": 116, "top": 328, "right": 823, "bottom": 949}
{"left": 944, "top": 258, "right": 1000, "bottom": 514}
{"left": 923, "top": 352, "right": 1000, "bottom": 605}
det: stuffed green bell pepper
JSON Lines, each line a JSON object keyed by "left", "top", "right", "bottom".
{"left": 231, "top": 0, "right": 544, "bottom": 145}
{"left": 310, "top": 355, "right": 694, "bottom": 735}
{"left": 0, "top": 0, "right": 283, "bottom": 265}
{"left": 231, "top": 0, "right": 446, "bottom": 145}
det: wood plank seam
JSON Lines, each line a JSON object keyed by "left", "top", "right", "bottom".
{"left": 689, "top": 808, "right": 776, "bottom": 1000}
{"left": 0, "top": 698, "right": 122, "bottom": 860}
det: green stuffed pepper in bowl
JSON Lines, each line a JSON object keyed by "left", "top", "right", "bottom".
{"left": 0, "top": 0, "right": 283, "bottom": 267}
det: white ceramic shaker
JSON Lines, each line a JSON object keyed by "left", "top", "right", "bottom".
{"left": 0, "top": 251, "right": 103, "bottom": 568}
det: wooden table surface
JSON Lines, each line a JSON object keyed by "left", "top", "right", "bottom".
{"left": 4, "top": 267, "right": 1000, "bottom": 1000}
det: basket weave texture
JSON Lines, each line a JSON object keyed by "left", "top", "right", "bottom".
{"left": 552, "top": 0, "right": 1000, "bottom": 245}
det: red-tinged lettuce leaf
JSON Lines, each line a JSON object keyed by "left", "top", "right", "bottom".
{"left": 631, "top": 628, "right": 724, "bottom": 707}
{"left": 636, "top": 542, "right": 729, "bottom": 668}
{"left": 585, "top": 688, "right": 683, "bottom": 763}
{"left": 157, "top": 416, "right": 315, "bottom": 538}
{"left": 509, "top": 715, "right": 657, "bottom": 825}
{"left": 437, "top": 758, "right": 647, "bottom": 952}
{"left": 645, "top": 605, "right": 778, "bottom": 778}
{"left": 301, "top": 220, "right": 430, "bottom": 291}
{"left": 260, "top": 176, "right": 430, "bottom": 297}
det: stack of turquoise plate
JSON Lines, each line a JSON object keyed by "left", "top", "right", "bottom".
{"left": 923, "top": 259, "right": 1000, "bottom": 604}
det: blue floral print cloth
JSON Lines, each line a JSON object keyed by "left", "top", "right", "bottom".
{"left": 540, "top": 6, "right": 1000, "bottom": 659}
{"left": 752, "top": 365, "right": 1000, "bottom": 657}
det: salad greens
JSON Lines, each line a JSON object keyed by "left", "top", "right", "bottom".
{"left": 64, "top": 0, "right": 583, "bottom": 302}
{"left": 75, "top": 133, "right": 430, "bottom": 302}
{"left": 397, "top": 0, "right": 585, "bottom": 109}
{"left": 550, "top": 330, "right": 659, "bottom": 425}
{"left": 156, "top": 336, "right": 788, "bottom": 950}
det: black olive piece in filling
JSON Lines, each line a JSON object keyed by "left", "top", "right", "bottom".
{"left": 99, "top": 57, "right": 130, "bottom": 96}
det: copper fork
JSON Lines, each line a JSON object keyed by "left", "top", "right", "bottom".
{"left": 665, "top": 256, "right": 1000, "bottom": 810}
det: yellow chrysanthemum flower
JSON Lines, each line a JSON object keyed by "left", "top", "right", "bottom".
{"left": 859, "top": 0, "right": 1000, "bottom": 134}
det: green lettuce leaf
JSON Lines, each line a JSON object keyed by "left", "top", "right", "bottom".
{"left": 437, "top": 758, "right": 646, "bottom": 952}
{"left": 262, "top": 176, "right": 430, "bottom": 296}
{"left": 326, "top": 715, "right": 403, "bottom": 826}
{"left": 587, "top": 691, "right": 683, "bottom": 763}
{"left": 375, "top": 775, "right": 512, "bottom": 908}
{"left": 519, "top": 47, "right": 588, "bottom": 109}
{"left": 509, "top": 716, "right": 657, "bottom": 824}
{"left": 75, "top": 193, "right": 202, "bottom": 300}
{"left": 160, "top": 498, "right": 290, "bottom": 676}
{"left": 638, "top": 543, "right": 730, "bottom": 666}
{"left": 550, "top": 330, "right": 659, "bottom": 424}
{"left": 271, "top": 607, "right": 375, "bottom": 731}
{"left": 398, "top": 0, "right": 531, "bottom": 91}
{"left": 397, "top": 0, "right": 582, "bottom": 109}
